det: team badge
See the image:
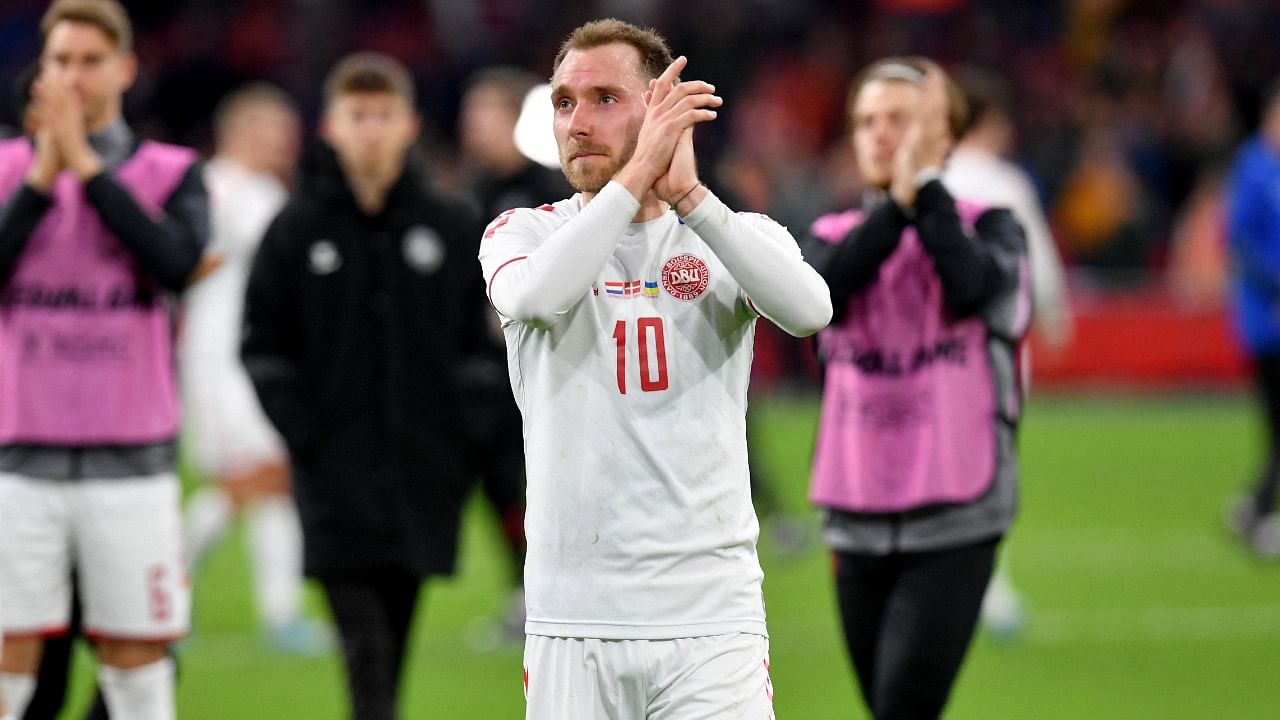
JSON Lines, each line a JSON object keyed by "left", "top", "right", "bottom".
{"left": 660, "top": 254, "right": 710, "bottom": 301}
{"left": 402, "top": 225, "right": 445, "bottom": 274}
{"left": 308, "top": 240, "right": 342, "bottom": 275}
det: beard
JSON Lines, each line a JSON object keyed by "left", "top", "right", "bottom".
{"left": 560, "top": 135, "right": 637, "bottom": 194}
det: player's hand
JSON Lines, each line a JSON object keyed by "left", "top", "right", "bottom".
{"left": 615, "top": 56, "right": 721, "bottom": 199}
{"left": 654, "top": 126, "right": 701, "bottom": 207}
{"left": 890, "top": 70, "right": 951, "bottom": 209}
{"left": 24, "top": 77, "right": 65, "bottom": 192}
{"left": 39, "top": 74, "right": 102, "bottom": 181}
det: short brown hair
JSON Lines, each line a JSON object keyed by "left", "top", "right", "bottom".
{"left": 41, "top": 0, "right": 132, "bottom": 52}
{"left": 848, "top": 56, "right": 969, "bottom": 140}
{"left": 551, "top": 18, "right": 674, "bottom": 82}
{"left": 324, "top": 52, "right": 415, "bottom": 107}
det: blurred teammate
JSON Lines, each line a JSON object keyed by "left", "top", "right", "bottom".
{"left": 178, "top": 83, "right": 328, "bottom": 653}
{"left": 457, "top": 66, "right": 570, "bottom": 649}
{"left": 1225, "top": 79, "right": 1280, "bottom": 559}
{"left": 0, "top": 1, "right": 207, "bottom": 718}
{"left": 803, "top": 58, "right": 1030, "bottom": 719}
{"left": 943, "top": 67, "right": 1073, "bottom": 636}
{"left": 479, "top": 19, "right": 831, "bottom": 718}
{"left": 242, "top": 52, "right": 479, "bottom": 720}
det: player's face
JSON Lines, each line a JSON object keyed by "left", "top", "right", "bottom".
{"left": 460, "top": 84, "right": 519, "bottom": 167}
{"left": 851, "top": 79, "right": 921, "bottom": 189}
{"left": 323, "top": 91, "right": 419, "bottom": 179}
{"left": 551, "top": 43, "right": 647, "bottom": 194}
{"left": 41, "top": 21, "right": 136, "bottom": 131}
{"left": 249, "top": 104, "right": 302, "bottom": 181}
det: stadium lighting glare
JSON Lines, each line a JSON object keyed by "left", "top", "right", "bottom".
{"left": 513, "top": 82, "right": 560, "bottom": 169}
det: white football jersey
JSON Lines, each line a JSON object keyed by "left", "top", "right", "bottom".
{"left": 179, "top": 159, "right": 288, "bottom": 478}
{"left": 480, "top": 191, "right": 793, "bottom": 640}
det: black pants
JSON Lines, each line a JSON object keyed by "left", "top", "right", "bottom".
{"left": 834, "top": 537, "right": 999, "bottom": 720}
{"left": 319, "top": 570, "right": 423, "bottom": 720}
{"left": 462, "top": 399, "right": 527, "bottom": 586}
{"left": 1250, "top": 353, "right": 1280, "bottom": 514}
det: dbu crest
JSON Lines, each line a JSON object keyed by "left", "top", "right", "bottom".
{"left": 660, "top": 254, "right": 709, "bottom": 301}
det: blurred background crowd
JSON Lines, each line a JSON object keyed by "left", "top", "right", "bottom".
{"left": 3, "top": 0, "right": 1276, "bottom": 310}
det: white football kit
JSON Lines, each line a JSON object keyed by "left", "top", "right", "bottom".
{"left": 179, "top": 158, "right": 289, "bottom": 478}
{"left": 0, "top": 471, "right": 188, "bottom": 639}
{"left": 481, "top": 181, "right": 829, "bottom": 718}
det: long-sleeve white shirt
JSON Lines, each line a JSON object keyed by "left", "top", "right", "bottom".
{"left": 479, "top": 182, "right": 830, "bottom": 639}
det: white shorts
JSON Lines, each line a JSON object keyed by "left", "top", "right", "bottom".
{"left": 523, "top": 633, "right": 774, "bottom": 720}
{"left": 0, "top": 472, "right": 190, "bottom": 640}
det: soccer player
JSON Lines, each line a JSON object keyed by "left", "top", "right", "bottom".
{"left": 803, "top": 58, "right": 1030, "bottom": 719}
{"left": 943, "top": 67, "right": 1074, "bottom": 636}
{"left": 178, "top": 83, "right": 328, "bottom": 653}
{"left": 242, "top": 52, "right": 480, "bottom": 720}
{"left": 1224, "top": 78, "right": 1280, "bottom": 559}
{"left": 0, "top": 1, "right": 207, "bottom": 718}
{"left": 479, "top": 19, "right": 832, "bottom": 719}
{"left": 457, "top": 66, "right": 571, "bottom": 649}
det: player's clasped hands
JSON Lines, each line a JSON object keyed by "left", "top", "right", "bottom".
{"left": 25, "top": 70, "right": 100, "bottom": 188}
{"left": 633, "top": 55, "right": 721, "bottom": 203}
{"left": 890, "top": 68, "right": 951, "bottom": 209}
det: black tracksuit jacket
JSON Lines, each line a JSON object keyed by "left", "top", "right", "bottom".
{"left": 243, "top": 143, "right": 484, "bottom": 578}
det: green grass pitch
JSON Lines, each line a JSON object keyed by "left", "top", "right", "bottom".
{"left": 52, "top": 392, "right": 1280, "bottom": 718}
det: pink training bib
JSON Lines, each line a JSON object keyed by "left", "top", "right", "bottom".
{"left": 808, "top": 202, "right": 998, "bottom": 513}
{"left": 0, "top": 138, "right": 195, "bottom": 444}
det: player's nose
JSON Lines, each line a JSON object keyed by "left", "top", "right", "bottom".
{"left": 567, "top": 103, "right": 592, "bottom": 136}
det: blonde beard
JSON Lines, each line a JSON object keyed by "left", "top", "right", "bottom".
{"left": 561, "top": 136, "right": 637, "bottom": 194}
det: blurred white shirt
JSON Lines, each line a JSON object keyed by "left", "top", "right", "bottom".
{"left": 179, "top": 158, "right": 288, "bottom": 478}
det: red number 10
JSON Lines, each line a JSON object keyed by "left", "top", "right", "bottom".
{"left": 612, "top": 317, "right": 669, "bottom": 394}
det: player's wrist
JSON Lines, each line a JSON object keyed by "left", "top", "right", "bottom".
{"left": 613, "top": 161, "right": 660, "bottom": 203}
{"left": 672, "top": 183, "right": 708, "bottom": 217}
{"left": 68, "top": 148, "right": 103, "bottom": 182}
{"left": 25, "top": 164, "right": 57, "bottom": 192}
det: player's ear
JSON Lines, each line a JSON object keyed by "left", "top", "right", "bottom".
{"left": 118, "top": 52, "right": 138, "bottom": 93}
{"left": 644, "top": 78, "right": 655, "bottom": 105}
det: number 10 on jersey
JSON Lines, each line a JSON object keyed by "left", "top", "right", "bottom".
{"left": 612, "top": 317, "right": 669, "bottom": 394}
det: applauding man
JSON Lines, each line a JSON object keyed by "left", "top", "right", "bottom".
{"left": 0, "top": 2, "right": 207, "bottom": 718}
{"left": 479, "top": 18, "right": 831, "bottom": 720}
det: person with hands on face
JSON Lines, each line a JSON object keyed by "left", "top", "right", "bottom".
{"left": 479, "top": 18, "right": 831, "bottom": 720}
{"left": 802, "top": 57, "right": 1031, "bottom": 720}
{"left": 0, "top": 2, "right": 208, "bottom": 719}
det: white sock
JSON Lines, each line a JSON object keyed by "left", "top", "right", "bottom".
{"left": 247, "top": 495, "right": 306, "bottom": 630}
{"left": 99, "top": 657, "right": 175, "bottom": 720}
{"left": 184, "top": 485, "right": 233, "bottom": 570}
{"left": 1, "top": 672, "right": 36, "bottom": 718}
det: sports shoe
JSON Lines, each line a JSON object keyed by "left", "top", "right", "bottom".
{"left": 980, "top": 573, "right": 1026, "bottom": 641}
{"left": 762, "top": 515, "right": 814, "bottom": 558}
{"left": 267, "top": 618, "right": 334, "bottom": 656}
{"left": 1224, "top": 494, "right": 1280, "bottom": 561}
{"left": 467, "top": 589, "right": 526, "bottom": 652}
